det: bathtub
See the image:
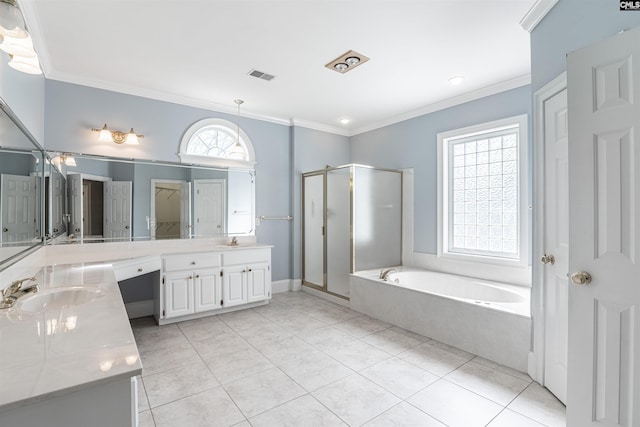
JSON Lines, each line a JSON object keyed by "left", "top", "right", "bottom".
{"left": 350, "top": 267, "right": 531, "bottom": 372}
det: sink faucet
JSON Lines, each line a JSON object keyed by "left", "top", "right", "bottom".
{"left": 379, "top": 268, "right": 397, "bottom": 281}
{"left": 0, "top": 276, "right": 39, "bottom": 309}
{"left": 229, "top": 236, "right": 239, "bottom": 246}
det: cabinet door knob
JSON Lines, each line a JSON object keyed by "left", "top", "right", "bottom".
{"left": 248, "top": 268, "right": 252, "bottom": 272}
{"left": 188, "top": 275, "right": 193, "bottom": 279}
{"left": 2, "top": 228, "right": 7, "bottom": 232}
{"left": 138, "top": 268, "right": 143, "bottom": 272}
{"left": 195, "top": 274, "right": 200, "bottom": 278}
{"left": 191, "top": 261, "right": 196, "bottom": 265}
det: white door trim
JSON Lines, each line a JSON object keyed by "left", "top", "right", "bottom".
{"left": 530, "top": 71, "right": 567, "bottom": 383}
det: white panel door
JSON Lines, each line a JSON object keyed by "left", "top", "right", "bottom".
{"left": 193, "top": 179, "right": 225, "bottom": 237}
{"left": 104, "top": 181, "right": 132, "bottom": 240}
{"left": 50, "top": 172, "right": 65, "bottom": 235}
{"left": 543, "top": 87, "right": 569, "bottom": 404}
{"left": 194, "top": 268, "right": 222, "bottom": 312}
{"left": 1, "top": 174, "right": 38, "bottom": 243}
{"left": 164, "top": 272, "right": 194, "bottom": 318}
{"left": 567, "top": 27, "right": 640, "bottom": 426}
{"left": 247, "top": 262, "right": 270, "bottom": 303}
{"left": 67, "top": 173, "right": 83, "bottom": 239}
{"left": 180, "top": 181, "right": 191, "bottom": 239}
{"left": 222, "top": 265, "right": 247, "bottom": 308}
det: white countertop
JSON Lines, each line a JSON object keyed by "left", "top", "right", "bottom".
{"left": 0, "top": 262, "right": 142, "bottom": 412}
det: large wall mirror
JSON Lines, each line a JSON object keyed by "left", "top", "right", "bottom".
{"left": 0, "top": 99, "right": 45, "bottom": 270}
{"left": 47, "top": 153, "right": 255, "bottom": 244}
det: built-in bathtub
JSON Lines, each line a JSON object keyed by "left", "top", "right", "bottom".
{"left": 350, "top": 267, "right": 531, "bottom": 372}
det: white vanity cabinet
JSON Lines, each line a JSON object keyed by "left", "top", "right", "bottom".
{"left": 161, "top": 253, "right": 223, "bottom": 319}
{"left": 158, "top": 246, "right": 271, "bottom": 324}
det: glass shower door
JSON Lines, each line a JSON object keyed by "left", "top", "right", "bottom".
{"left": 353, "top": 167, "right": 402, "bottom": 271}
{"left": 302, "top": 173, "right": 324, "bottom": 288}
{"left": 326, "top": 167, "right": 351, "bottom": 297}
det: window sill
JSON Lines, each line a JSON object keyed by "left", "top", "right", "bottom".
{"left": 413, "top": 252, "right": 531, "bottom": 287}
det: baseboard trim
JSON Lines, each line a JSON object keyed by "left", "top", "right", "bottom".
{"left": 125, "top": 300, "right": 154, "bottom": 319}
{"left": 272, "top": 279, "right": 291, "bottom": 293}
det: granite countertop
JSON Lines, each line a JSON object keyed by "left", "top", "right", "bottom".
{"left": 0, "top": 262, "right": 142, "bottom": 412}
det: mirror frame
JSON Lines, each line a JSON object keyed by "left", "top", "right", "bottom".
{"left": 0, "top": 98, "right": 45, "bottom": 272}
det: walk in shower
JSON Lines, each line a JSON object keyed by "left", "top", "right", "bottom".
{"left": 302, "top": 164, "right": 402, "bottom": 299}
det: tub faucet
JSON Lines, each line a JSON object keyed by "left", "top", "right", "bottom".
{"left": 0, "top": 276, "right": 39, "bottom": 309}
{"left": 379, "top": 268, "right": 397, "bottom": 281}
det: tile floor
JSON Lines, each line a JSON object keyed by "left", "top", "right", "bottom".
{"left": 132, "top": 291, "right": 566, "bottom": 427}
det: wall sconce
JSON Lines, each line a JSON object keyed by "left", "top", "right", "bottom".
{"left": 91, "top": 124, "right": 144, "bottom": 145}
{"left": 48, "top": 152, "right": 76, "bottom": 167}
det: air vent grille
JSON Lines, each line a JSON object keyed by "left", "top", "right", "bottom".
{"left": 248, "top": 69, "right": 275, "bottom": 81}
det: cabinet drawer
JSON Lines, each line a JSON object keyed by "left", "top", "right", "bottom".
{"left": 113, "top": 256, "right": 161, "bottom": 282}
{"left": 163, "top": 253, "right": 221, "bottom": 272}
{"left": 223, "top": 249, "right": 270, "bottom": 265}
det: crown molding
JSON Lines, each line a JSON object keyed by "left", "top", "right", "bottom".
{"left": 289, "top": 118, "right": 350, "bottom": 137}
{"left": 46, "top": 70, "right": 293, "bottom": 128}
{"left": 520, "top": 0, "right": 559, "bottom": 33}
{"left": 349, "top": 74, "right": 532, "bottom": 137}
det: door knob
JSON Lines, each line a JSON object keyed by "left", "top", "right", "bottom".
{"left": 570, "top": 271, "right": 592, "bottom": 285}
{"left": 541, "top": 254, "right": 555, "bottom": 265}
{"left": 2, "top": 228, "right": 7, "bottom": 232}
{"left": 125, "top": 225, "right": 130, "bottom": 230}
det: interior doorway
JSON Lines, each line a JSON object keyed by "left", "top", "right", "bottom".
{"left": 150, "top": 179, "right": 191, "bottom": 239}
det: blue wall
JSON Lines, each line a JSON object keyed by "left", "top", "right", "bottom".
{"left": 291, "top": 126, "right": 351, "bottom": 279}
{"left": 45, "top": 80, "right": 293, "bottom": 281}
{"left": 350, "top": 85, "right": 532, "bottom": 255}
{"left": 531, "top": 0, "right": 640, "bottom": 92}
{"left": 0, "top": 60, "right": 45, "bottom": 145}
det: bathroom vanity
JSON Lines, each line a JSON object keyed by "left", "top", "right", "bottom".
{"left": 0, "top": 240, "right": 272, "bottom": 426}
{"left": 0, "top": 262, "right": 142, "bottom": 427}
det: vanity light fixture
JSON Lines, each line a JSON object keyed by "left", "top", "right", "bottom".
{"left": 47, "top": 152, "right": 76, "bottom": 167}
{"left": 326, "top": 50, "right": 369, "bottom": 74}
{"left": 0, "top": 0, "right": 42, "bottom": 75}
{"left": 91, "top": 124, "right": 144, "bottom": 145}
{"left": 58, "top": 153, "right": 76, "bottom": 167}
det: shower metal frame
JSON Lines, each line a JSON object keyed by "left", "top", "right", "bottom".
{"left": 301, "top": 164, "right": 403, "bottom": 300}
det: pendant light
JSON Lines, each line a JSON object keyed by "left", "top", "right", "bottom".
{"left": 229, "top": 99, "right": 246, "bottom": 160}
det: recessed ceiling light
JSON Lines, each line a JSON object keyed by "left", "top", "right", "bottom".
{"left": 334, "top": 63, "right": 348, "bottom": 72}
{"left": 345, "top": 56, "right": 360, "bottom": 66}
{"left": 326, "top": 50, "right": 369, "bottom": 74}
{"left": 339, "top": 118, "right": 351, "bottom": 125}
{"left": 448, "top": 76, "right": 465, "bottom": 85}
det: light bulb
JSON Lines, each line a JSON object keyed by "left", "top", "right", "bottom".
{"left": 8, "top": 54, "right": 41, "bottom": 75}
{"left": 98, "top": 124, "right": 111, "bottom": 143}
{"left": 0, "top": 34, "right": 36, "bottom": 57}
{"left": 126, "top": 128, "right": 139, "bottom": 145}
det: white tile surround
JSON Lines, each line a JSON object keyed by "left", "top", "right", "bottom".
{"left": 133, "top": 291, "right": 565, "bottom": 427}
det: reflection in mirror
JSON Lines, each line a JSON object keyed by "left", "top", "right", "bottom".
{"left": 0, "top": 99, "right": 45, "bottom": 269}
{"left": 47, "top": 153, "right": 255, "bottom": 244}
{"left": 45, "top": 159, "right": 66, "bottom": 239}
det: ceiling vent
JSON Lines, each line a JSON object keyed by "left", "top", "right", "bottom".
{"left": 248, "top": 69, "right": 275, "bottom": 81}
{"left": 325, "top": 50, "right": 369, "bottom": 74}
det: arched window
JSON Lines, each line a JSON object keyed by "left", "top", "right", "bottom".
{"left": 179, "top": 118, "right": 255, "bottom": 168}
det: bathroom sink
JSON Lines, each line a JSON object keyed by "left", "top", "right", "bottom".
{"left": 17, "top": 287, "right": 105, "bottom": 312}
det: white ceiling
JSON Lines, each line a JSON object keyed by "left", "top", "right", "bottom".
{"left": 21, "top": 0, "right": 535, "bottom": 136}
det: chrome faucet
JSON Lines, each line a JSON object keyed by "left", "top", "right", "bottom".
{"left": 0, "top": 276, "right": 39, "bottom": 309}
{"left": 379, "top": 268, "right": 397, "bottom": 281}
